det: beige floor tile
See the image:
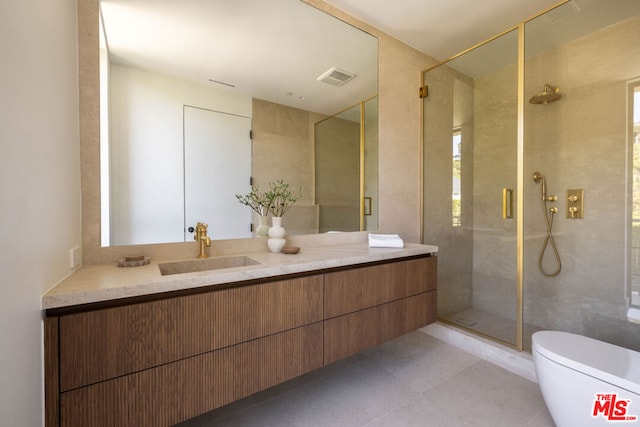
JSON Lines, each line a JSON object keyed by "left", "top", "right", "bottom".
{"left": 367, "top": 359, "right": 554, "bottom": 426}
{"left": 254, "top": 375, "right": 376, "bottom": 427}
{"left": 406, "top": 360, "right": 552, "bottom": 427}
{"left": 363, "top": 332, "right": 480, "bottom": 393}
{"left": 178, "top": 331, "right": 554, "bottom": 427}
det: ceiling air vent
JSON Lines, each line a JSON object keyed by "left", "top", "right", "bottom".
{"left": 317, "top": 67, "right": 356, "bottom": 87}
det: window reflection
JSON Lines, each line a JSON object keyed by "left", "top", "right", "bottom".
{"left": 452, "top": 129, "right": 462, "bottom": 227}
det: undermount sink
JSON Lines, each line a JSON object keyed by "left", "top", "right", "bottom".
{"left": 158, "top": 256, "right": 261, "bottom": 276}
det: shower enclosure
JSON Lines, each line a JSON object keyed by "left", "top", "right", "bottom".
{"left": 423, "top": 0, "right": 640, "bottom": 351}
{"left": 315, "top": 97, "right": 378, "bottom": 232}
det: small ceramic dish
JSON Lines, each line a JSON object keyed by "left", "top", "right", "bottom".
{"left": 281, "top": 246, "right": 301, "bottom": 255}
{"left": 117, "top": 255, "right": 151, "bottom": 267}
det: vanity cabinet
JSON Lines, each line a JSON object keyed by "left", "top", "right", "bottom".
{"left": 324, "top": 257, "right": 437, "bottom": 363}
{"left": 44, "top": 255, "right": 436, "bottom": 426}
{"left": 58, "top": 276, "right": 323, "bottom": 392}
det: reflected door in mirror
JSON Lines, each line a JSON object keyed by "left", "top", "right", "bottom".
{"left": 184, "top": 106, "right": 252, "bottom": 241}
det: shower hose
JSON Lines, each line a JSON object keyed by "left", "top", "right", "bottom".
{"left": 538, "top": 190, "right": 562, "bottom": 277}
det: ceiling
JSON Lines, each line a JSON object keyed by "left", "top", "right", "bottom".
{"left": 101, "top": 0, "right": 635, "bottom": 115}
{"left": 100, "top": 0, "right": 378, "bottom": 116}
{"left": 323, "top": 0, "right": 562, "bottom": 61}
{"left": 101, "top": 0, "right": 563, "bottom": 117}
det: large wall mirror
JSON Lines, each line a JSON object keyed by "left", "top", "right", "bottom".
{"left": 92, "top": 0, "right": 379, "bottom": 248}
{"left": 315, "top": 96, "right": 378, "bottom": 233}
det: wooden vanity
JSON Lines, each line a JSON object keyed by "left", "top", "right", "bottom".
{"left": 43, "top": 245, "right": 436, "bottom": 426}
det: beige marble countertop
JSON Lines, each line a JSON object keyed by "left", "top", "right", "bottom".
{"left": 42, "top": 242, "right": 438, "bottom": 310}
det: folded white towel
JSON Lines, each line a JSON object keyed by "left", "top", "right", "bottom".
{"left": 368, "top": 233, "right": 404, "bottom": 248}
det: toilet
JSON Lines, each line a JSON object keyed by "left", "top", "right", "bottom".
{"left": 532, "top": 331, "right": 640, "bottom": 426}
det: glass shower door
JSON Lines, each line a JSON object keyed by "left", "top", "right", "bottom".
{"left": 315, "top": 103, "right": 362, "bottom": 233}
{"left": 423, "top": 29, "right": 520, "bottom": 346}
{"left": 315, "top": 97, "right": 379, "bottom": 233}
{"left": 521, "top": 1, "right": 640, "bottom": 352}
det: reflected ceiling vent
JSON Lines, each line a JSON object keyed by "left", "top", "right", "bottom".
{"left": 317, "top": 67, "right": 356, "bottom": 87}
{"left": 543, "top": 1, "right": 581, "bottom": 23}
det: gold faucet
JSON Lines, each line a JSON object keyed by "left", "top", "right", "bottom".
{"left": 194, "top": 222, "right": 211, "bottom": 258}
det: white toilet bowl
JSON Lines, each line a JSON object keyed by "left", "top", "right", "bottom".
{"left": 532, "top": 331, "right": 640, "bottom": 427}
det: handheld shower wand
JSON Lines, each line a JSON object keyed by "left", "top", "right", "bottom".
{"left": 533, "top": 172, "right": 557, "bottom": 202}
{"left": 533, "top": 172, "right": 561, "bottom": 277}
{"left": 533, "top": 172, "right": 545, "bottom": 197}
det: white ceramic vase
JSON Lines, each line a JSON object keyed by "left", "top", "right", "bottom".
{"left": 267, "top": 216, "right": 286, "bottom": 252}
{"left": 256, "top": 215, "right": 270, "bottom": 237}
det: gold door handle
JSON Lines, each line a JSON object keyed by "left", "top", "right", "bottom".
{"left": 502, "top": 188, "right": 514, "bottom": 219}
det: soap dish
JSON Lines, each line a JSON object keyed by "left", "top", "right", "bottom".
{"left": 282, "top": 246, "right": 301, "bottom": 255}
{"left": 117, "top": 255, "right": 151, "bottom": 267}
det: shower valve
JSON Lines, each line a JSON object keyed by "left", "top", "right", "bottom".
{"left": 566, "top": 189, "right": 584, "bottom": 219}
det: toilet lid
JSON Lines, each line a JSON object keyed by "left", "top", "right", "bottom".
{"left": 533, "top": 331, "right": 640, "bottom": 395}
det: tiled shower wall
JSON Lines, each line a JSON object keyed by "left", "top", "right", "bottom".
{"left": 426, "top": 14, "right": 640, "bottom": 351}
{"left": 471, "top": 15, "right": 640, "bottom": 350}
{"left": 521, "top": 15, "right": 640, "bottom": 350}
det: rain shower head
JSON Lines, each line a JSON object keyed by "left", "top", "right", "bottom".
{"left": 529, "top": 83, "right": 561, "bottom": 104}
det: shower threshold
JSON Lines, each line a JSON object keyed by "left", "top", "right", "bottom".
{"left": 442, "top": 307, "right": 542, "bottom": 352}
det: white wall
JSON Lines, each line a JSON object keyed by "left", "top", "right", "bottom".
{"left": 109, "top": 64, "right": 252, "bottom": 245}
{"left": 0, "top": 0, "right": 81, "bottom": 425}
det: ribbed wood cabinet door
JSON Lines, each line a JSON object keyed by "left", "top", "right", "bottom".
{"left": 406, "top": 256, "right": 437, "bottom": 296}
{"left": 324, "top": 300, "right": 406, "bottom": 364}
{"left": 324, "top": 262, "right": 406, "bottom": 318}
{"left": 60, "top": 324, "right": 323, "bottom": 427}
{"left": 323, "top": 257, "right": 438, "bottom": 365}
{"left": 405, "top": 292, "right": 437, "bottom": 331}
{"left": 59, "top": 275, "right": 323, "bottom": 391}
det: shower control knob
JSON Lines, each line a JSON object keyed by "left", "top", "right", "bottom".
{"left": 566, "top": 189, "right": 584, "bottom": 219}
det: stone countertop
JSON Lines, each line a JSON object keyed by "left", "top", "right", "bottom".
{"left": 42, "top": 242, "right": 438, "bottom": 310}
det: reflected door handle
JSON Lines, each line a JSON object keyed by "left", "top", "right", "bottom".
{"left": 502, "top": 188, "right": 514, "bottom": 219}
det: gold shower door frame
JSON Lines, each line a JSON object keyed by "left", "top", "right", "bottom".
{"left": 315, "top": 96, "right": 378, "bottom": 233}
{"left": 420, "top": 1, "right": 570, "bottom": 351}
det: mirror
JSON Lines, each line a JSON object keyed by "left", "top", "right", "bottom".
{"left": 97, "top": 0, "right": 379, "bottom": 246}
{"left": 315, "top": 96, "right": 378, "bottom": 233}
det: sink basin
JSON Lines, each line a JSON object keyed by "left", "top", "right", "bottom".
{"left": 158, "top": 256, "right": 261, "bottom": 276}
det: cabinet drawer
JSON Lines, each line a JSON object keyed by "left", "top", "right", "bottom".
{"left": 324, "top": 299, "right": 406, "bottom": 364}
{"left": 324, "top": 291, "right": 437, "bottom": 365}
{"left": 406, "top": 256, "right": 437, "bottom": 296}
{"left": 60, "top": 323, "right": 323, "bottom": 427}
{"left": 324, "top": 262, "right": 406, "bottom": 318}
{"left": 59, "top": 275, "right": 323, "bottom": 391}
{"left": 405, "top": 291, "right": 437, "bottom": 331}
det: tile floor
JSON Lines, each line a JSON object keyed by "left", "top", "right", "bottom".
{"left": 178, "top": 331, "right": 555, "bottom": 426}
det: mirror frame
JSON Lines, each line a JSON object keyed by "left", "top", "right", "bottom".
{"left": 79, "top": 0, "right": 103, "bottom": 263}
{"left": 78, "top": 0, "right": 380, "bottom": 264}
